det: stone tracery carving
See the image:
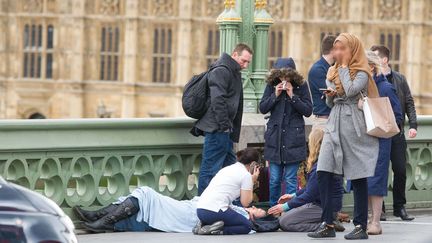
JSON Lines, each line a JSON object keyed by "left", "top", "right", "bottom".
{"left": 206, "top": 0, "right": 224, "bottom": 17}
{"left": 99, "top": 0, "right": 119, "bottom": 15}
{"left": 378, "top": 0, "right": 401, "bottom": 20}
{"left": 319, "top": 0, "right": 341, "bottom": 20}
{"left": 22, "top": 0, "right": 43, "bottom": 12}
{"left": 153, "top": 0, "right": 174, "bottom": 16}
{"left": 266, "top": 0, "right": 284, "bottom": 19}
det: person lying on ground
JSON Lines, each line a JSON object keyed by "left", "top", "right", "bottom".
{"left": 73, "top": 186, "right": 266, "bottom": 233}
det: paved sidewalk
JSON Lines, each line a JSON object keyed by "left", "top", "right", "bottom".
{"left": 77, "top": 213, "right": 432, "bottom": 243}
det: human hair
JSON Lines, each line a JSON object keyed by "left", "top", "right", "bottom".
{"left": 266, "top": 68, "right": 304, "bottom": 87}
{"left": 236, "top": 148, "right": 260, "bottom": 165}
{"left": 370, "top": 45, "right": 390, "bottom": 59}
{"left": 306, "top": 127, "right": 325, "bottom": 173}
{"left": 232, "top": 43, "right": 254, "bottom": 56}
{"left": 366, "top": 50, "right": 382, "bottom": 75}
{"left": 321, "top": 35, "right": 337, "bottom": 55}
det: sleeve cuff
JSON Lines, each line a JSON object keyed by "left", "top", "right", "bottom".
{"left": 291, "top": 193, "right": 297, "bottom": 198}
{"left": 409, "top": 123, "right": 418, "bottom": 130}
{"left": 282, "top": 203, "right": 290, "bottom": 212}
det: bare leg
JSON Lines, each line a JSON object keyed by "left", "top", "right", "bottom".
{"left": 368, "top": 196, "right": 383, "bottom": 235}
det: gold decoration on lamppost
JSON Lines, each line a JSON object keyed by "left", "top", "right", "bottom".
{"left": 255, "top": 0, "right": 267, "bottom": 10}
{"left": 224, "top": 0, "right": 236, "bottom": 9}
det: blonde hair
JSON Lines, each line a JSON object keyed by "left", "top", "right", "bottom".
{"left": 366, "top": 50, "right": 382, "bottom": 75}
{"left": 306, "top": 127, "right": 325, "bottom": 173}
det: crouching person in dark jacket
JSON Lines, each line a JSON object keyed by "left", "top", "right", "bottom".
{"left": 259, "top": 58, "right": 312, "bottom": 206}
{"left": 267, "top": 127, "right": 344, "bottom": 232}
{"left": 195, "top": 43, "right": 253, "bottom": 195}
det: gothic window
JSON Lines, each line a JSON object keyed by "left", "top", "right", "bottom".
{"left": 205, "top": 27, "right": 220, "bottom": 67}
{"left": 23, "top": 23, "right": 54, "bottom": 79}
{"left": 100, "top": 25, "right": 120, "bottom": 81}
{"left": 380, "top": 31, "right": 401, "bottom": 72}
{"left": 268, "top": 28, "right": 283, "bottom": 68}
{"left": 152, "top": 25, "right": 172, "bottom": 83}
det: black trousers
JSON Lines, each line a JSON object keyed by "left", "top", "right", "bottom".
{"left": 318, "top": 171, "right": 368, "bottom": 230}
{"left": 390, "top": 133, "right": 407, "bottom": 209}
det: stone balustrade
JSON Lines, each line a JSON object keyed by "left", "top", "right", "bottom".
{"left": 0, "top": 116, "right": 431, "bottom": 219}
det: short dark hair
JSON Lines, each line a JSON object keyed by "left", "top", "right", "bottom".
{"left": 321, "top": 35, "right": 337, "bottom": 55}
{"left": 236, "top": 148, "right": 260, "bottom": 165}
{"left": 370, "top": 45, "right": 390, "bottom": 59}
{"left": 233, "top": 43, "right": 254, "bottom": 55}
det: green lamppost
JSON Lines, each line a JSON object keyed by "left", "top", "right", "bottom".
{"left": 217, "top": 0, "right": 273, "bottom": 113}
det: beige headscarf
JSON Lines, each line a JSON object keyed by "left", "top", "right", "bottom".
{"left": 326, "top": 33, "right": 379, "bottom": 98}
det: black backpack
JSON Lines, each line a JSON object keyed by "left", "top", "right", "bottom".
{"left": 251, "top": 215, "right": 280, "bottom": 232}
{"left": 182, "top": 65, "right": 228, "bottom": 119}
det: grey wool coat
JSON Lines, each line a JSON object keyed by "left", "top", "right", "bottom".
{"left": 317, "top": 67, "right": 379, "bottom": 180}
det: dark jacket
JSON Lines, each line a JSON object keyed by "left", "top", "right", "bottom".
{"left": 375, "top": 74, "right": 403, "bottom": 127}
{"left": 308, "top": 57, "right": 332, "bottom": 116}
{"left": 385, "top": 71, "right": 417, "bottom": 130}
{"left": 287, "top": 163, "right": 344, "bottom": 212}
{"left": 194, "top": 53, "right": 243, "bottom": 143}
{"left": 259, "top": 65, "right": 312, "bottom": 164}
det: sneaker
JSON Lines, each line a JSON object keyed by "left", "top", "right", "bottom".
{"left": 333, "top": 220, "right": 345, "bottom": 232}
{"left": 307, "top": 222, "right": 336, "bottom": 238}
{"left": 198, "top": 221, "right": 224, "bottom": 235}
{"left": 344, "top": 225, "right": 368, "bottom": 240}
{"left": 192, "top": 220, "right": 202, "bottom": 235}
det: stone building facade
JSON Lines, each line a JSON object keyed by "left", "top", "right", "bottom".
{"left": 0, "top": 0, "right": 430, "bottom": 119}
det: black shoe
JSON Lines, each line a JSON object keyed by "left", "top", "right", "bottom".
{"left": 307, "top": 222, "right": 336, "bottom": 238}
{"left": 344, "top": 225, "right": 368, "bottom": 240}
{"left": 73, "top": 204, "right": 118, "bottom": 222}
{"left": 192, "top": 221, "right": 202, "bottom": 235}
{"left": 198, "top": 221, "right": 224, "bottom": 235}
{"left": 83, "top": 198, "right": 139, "bottom": 233}
{"left": 334, "top": 220, "right": 345, "bottom": 232}
{"left": 393, "top": 207, "right": 414, "bottom": 221}
{"left": 380, "top": 212, "right": 387, "bottom": 221}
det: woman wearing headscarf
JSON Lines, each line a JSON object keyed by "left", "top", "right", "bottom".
{"left": 307, "top": 33, "right": 379, "bottom": 240}
{"left": 365, "top": 51, "right": 402, "bottom": 235}
{"left": 259, "top": 58, "right": 313, "bottom": 207}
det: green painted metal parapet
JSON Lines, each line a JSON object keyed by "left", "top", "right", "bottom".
{"left": 0, "top": 118, "right": 203, "bottom": 218}
{"left": 1, "top": 116, "right": 432, "bottom": 217}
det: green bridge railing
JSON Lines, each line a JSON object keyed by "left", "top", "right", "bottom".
{"left": 0, "top": 116, "right": 431, "bottom": 219}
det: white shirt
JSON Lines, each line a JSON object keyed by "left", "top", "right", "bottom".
{"left": 197, "top": 162, "right": 253, "bottom": 212}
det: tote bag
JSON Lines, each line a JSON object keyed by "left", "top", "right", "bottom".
{"left": 362, "top": 95, "right": 400, "bottom": 138}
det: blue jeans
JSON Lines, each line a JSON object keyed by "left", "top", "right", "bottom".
{"left": 197, "top": 208, "right": 252, "bottom": 235}
{"left": 269, "top": 161, "right": 300, "bottom": 206}
{"left": 114, "top": 213, "right": 153, "bottom": 232}
{"left": 198, "top": 132, "right": 236, "bottom": 195}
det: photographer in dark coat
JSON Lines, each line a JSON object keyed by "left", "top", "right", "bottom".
{"left": 259, "top": 58, "right": 313, "bottom": 206}
{"left": 195, "top": 43, "right": 253, "bottom": 195}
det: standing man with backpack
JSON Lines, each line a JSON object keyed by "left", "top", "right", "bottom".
{"left": 193, "top": 43, "right": 253, "bottom": 195}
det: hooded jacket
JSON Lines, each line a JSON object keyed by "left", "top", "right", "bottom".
{"left": 259, "top": 58, "right": 313, "bottom": 164}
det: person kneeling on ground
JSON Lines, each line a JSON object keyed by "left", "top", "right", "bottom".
{"left": 73, "top": 186, "right": 266, "bottom": 233}
{"left": 267, "top": 127, "right": 345, "bottom": 232}
{"left": 195, "top": 148, "right": 261, "bottom": 235}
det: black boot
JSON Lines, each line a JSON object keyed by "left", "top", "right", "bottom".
{"left": 83, "top": 198, "right": 139, "bottom": 233}
{"left": 344, "top": 225, "right": 368, "bottom": 240}
{"left": 73, "top": 204, "right": 118, "bottom": 222}
{"left": 393, "top": 206, "right": 414, "bottom": 221}
{"left": 307, "top": 222, "right": 336, "bottom": 238}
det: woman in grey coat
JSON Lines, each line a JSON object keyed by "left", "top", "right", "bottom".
{"left": 307, "top": 33, "right": 379, "bottom": 240}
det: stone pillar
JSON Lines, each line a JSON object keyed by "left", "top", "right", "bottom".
{"left": 252, "top": 1, "right": 273, "bottom": 107}
{"left": 121, "top": 0, "right": 139, "bottom": 118}
{"left": 405, "top": 0, "right": 425, "bottom": 97}
{"left": 174, "top": 0, "right": 193, "bottom": 116}
{"left": 287, "top": 0, "right": 305, "bottom": 73}
{"left": 67, "top": 0, "right": 85, "bottom": 118}
{"left": 347, "top": 0, "right": 365, "bottom": 37}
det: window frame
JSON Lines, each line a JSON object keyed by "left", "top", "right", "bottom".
{"left": 99, "top": 24, "right": 121, "bottom": 81}
{"left": 151, "top": 24, "right": 173, "bottom": 84}
{"left": 21, "top": 21, "right": 55, "bottom": 79}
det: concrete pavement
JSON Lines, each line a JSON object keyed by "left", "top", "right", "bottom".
{"left": 77, "top": 212, "right": 432, "bottom": 243}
